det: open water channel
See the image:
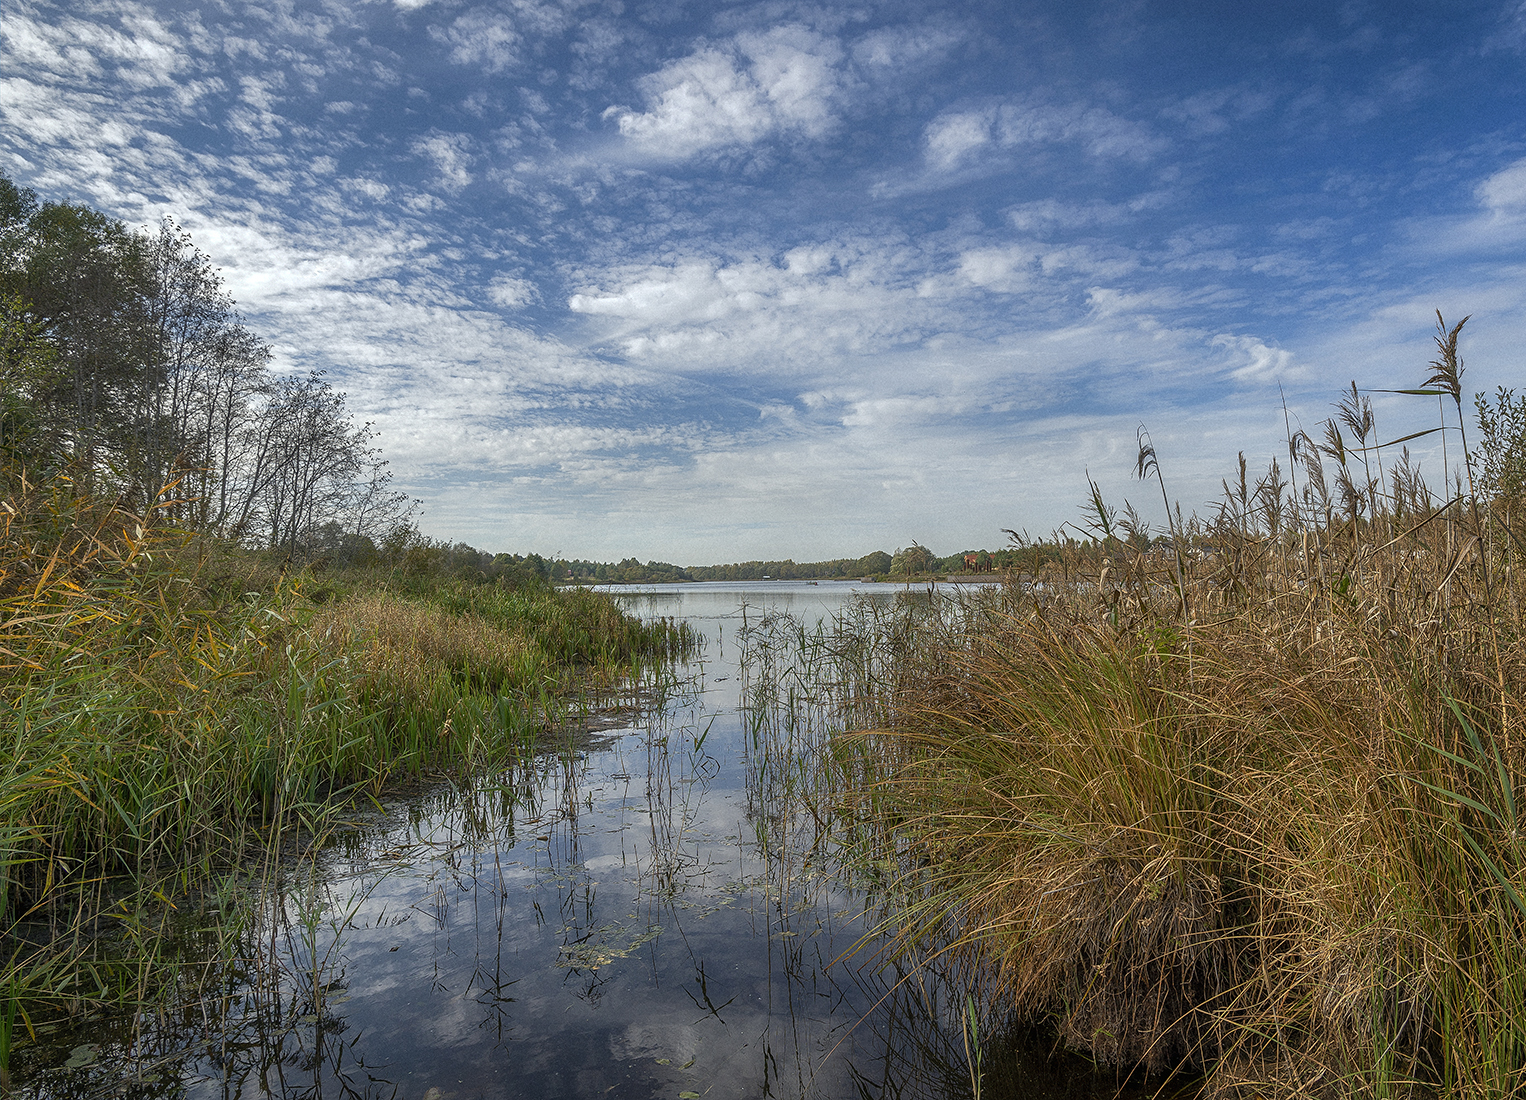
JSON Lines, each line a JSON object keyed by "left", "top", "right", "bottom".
{"left": 15, "top": 580, "right": 1149, "bottom": 1100}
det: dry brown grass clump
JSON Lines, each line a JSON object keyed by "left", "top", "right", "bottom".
{"left": 308, "top": 590, "right": 541, "bottom": 701}
{"left": 863, "top": 579, "right": 1523, "bottom": 1097}
{"left": 849, "top": 322, "right": 1526, "bottom": 1098}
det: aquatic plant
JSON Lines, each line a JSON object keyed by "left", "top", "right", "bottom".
{"left": 0, "top": 465, "right": 691, "bottom": 1046}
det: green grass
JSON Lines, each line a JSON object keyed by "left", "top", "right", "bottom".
{"left": 0, "top": 470, "right": 691, "bottom": 1055}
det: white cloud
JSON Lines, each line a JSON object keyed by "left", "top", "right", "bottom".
{"left": 413, "top": 132, "right": 474, "bottom": 192}
{"left": 567, "top": 243, "right": 937, "bottom": 368}
{"left": 172, "top": 218, "right": 431, "bottom": 309}
{"left": 433, "top": 9, "right": 522, "bottom": 73}
{"left": 567, "top": 228, "right": 1180, "bottom": 378}
{"left": 838, "top": 392, "right": 977, "bottom": 429}
{"left": 2, "top": 5, "right": 192, "bottom": 92}
{"left": 488, "top": 275, "right": 539, "bottom": 308}
{"left": 3, "top": 14, "right": 105, "bottom": 80}
{"left": 958, "top": 245, "right": 1035, "bottom": 292}
{"left": 1008, "top": 194, "right": 1170, "bottom": 232}
{"left": 1160, "top": 85, "right": 1277, "bottom": 137}
{"left": 0, "top": 79, "right": 138, "bottom": 149}
{"left": 926, "top": 112, "right": 992, "bottom": 168}
{"left": 1212, "top": 333, "right": 1297, "bottom": 381}
{"left": 1478, "top": 157, "right": 1526, "bottom": 214}
{"left": 850, "top": 23, "right": 963, "bottom": 71}
{"left": 924, "top": 99, "right": 1166, "bottom": 170}
{"left": 606, "top": 25, "right": 844, "bottom": 159}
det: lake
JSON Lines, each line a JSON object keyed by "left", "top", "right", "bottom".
{"left": 14, "top": 579, "right": 1145, "bottom": 1100}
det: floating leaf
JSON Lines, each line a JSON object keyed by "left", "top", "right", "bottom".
{"left": 679, "top": 1093, "right": 702, "bottom": 1099}
{"left": 63, "top": 1043, "right": 99, "bottom": 1069}
{"left": 556, "top": 923, "right": 664, "bottom": 969}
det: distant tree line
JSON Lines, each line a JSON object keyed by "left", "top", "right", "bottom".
{"left": 559, "top": 552, "right": 885, "bottom": 584}
{"left": 0, "top": 172, "right": 412, "bottom": 559}
{"left": 557, "top": 547, "right": 1048, "bottom": 585}
{"left": 375, "top": 541, "right": 565, "bottom": 588}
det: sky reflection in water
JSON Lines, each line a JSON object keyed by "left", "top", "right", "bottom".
{"left": 25, "top": 581, "right": 975, "bottom": 1100}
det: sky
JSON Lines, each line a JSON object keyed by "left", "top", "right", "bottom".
{"left": 4, "top": 0, "right": 1526, "bottom": 562}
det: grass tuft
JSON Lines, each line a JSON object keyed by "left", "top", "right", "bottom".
{"left": 812, "top": 357, "right": 1526, "bottom": 1098}
{"left": 0, "top": 465, "right": 690, "bottom": 1044}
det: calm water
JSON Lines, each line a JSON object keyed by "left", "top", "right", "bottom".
{"left": 16, "top": 580, "right": 1147, "bottom": 1100}
{"left": 12, "top": 582, "right": 952, "bottom": 1099}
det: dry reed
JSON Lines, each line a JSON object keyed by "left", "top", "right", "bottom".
{"left": 839, "top": 319, "right": 1526, "bottom": 1099}
{"left": 308, "top": 590, "right": 538, "bottom": 700}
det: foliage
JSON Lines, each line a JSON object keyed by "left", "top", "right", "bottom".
{"left": 0, "top": 465, "right": 690, "bottom": 1040}
{"left": 0, "top": 171, "right": 412, "bottom": 558}
{"left": 1475, "top": 386, "right": 1526, "bottom": 555}
{"left": 816, "top": 321, "right": 1526, "bottom": 1099}
{"left": 0, "top": 296, "right": 63, "bottom": 466}
{"left": 1476, "top": 388, "right": 1526, "bottom": 501}
{"left": 891, "top": 542, "right": 937, "bottom": 575}
{"left": 560, "top": 546, "right": 1037, "bottom": 584}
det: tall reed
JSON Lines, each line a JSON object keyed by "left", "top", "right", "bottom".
{"left": 828, "top": 325, "right": 1526, "bottom": 1098}
{"left": 0, "top": 466, "right": 689, "bottom": 1051}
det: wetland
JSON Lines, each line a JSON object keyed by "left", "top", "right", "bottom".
{"left": 9, "top": 580, "right": 1133, "bottom": 1100}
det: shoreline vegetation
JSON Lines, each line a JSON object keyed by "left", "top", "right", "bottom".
{"left": 560, "top": 546, "right": 1022, "bottom": 585}
{"left": 808, "top": 318, "right": 1526, "bottom": 1098}
{"left": 0, "top": 476, "right": 695, "bottom": 1084}
{"left": 0, "top": 173, "right": 694, "bottom": 1087}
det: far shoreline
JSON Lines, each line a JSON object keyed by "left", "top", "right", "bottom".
{"left": 570, "top": 572, "right": 1009, "bottom": 587}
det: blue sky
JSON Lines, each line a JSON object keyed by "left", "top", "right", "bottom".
{"left": 4, "top": 0, "right": 1526, "bottom": 561}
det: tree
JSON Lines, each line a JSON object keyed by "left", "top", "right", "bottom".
{"left": 1476, "top": 386, "right": 1526, "bottom": 553}
{"left": 255, "top": 372, "right": 354, "bottom": 556}
{"left": 341, "top": 459, "right": 416, "bottom": 548}
{"left": 9, "top": 199, "right": 151, "bottom": 483}
{"left": 0, "top": 171, "right": 412, "bottom": 560}
{"left": 0, "top": 176, "right": 39, "bottom": 283}
{"left": 125, "top": 217, "right": 247, "bottom": 519}
{"left": 199, "top": 323, "right": 272, "bottom": 532}
{"left": 245, "top": 371, "right": 412, "bottom": 559}
{"left": 0, "top": 295, "right": 63, "bottom": 466}
{"left": 891, "top": 543, "right": 935, "bottom": 575}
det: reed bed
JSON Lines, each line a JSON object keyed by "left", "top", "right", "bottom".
{"left": 0, "top": 469, "right": 689, "bottom": 1075}
{"left": 823, "top": 323, "right": 1526, "bottom": 1098}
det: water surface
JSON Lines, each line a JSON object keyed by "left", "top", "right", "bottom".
{"left": 17, "top": 582, "right": 964, "bottom": 1099}
{"left": 17, "top": 579, "right": 1152, "bottom": 1100}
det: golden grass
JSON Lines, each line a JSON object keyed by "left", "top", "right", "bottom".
{"left": 837, "top": 358, "right": 1526, "bottom": 1098}
{"left": 308, "top": 590, "right": 539, "bottom": 700}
